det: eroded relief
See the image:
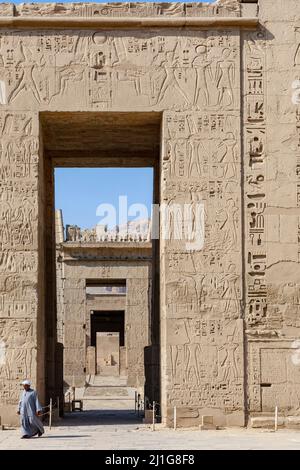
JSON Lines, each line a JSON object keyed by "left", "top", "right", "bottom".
{"left": 0, "top": 110, "right": 39, "bottom": 410}
{"left": 0, "top": 29, "right": 239, "bottom": 111}
{"left": 161, "top": 28, "right": 243, "bottom": 420}
{"left": 248, "top": 342, "right": 300, "bottom": 414}
{"left": 167, "top": 318, "right": 244, "bottom": 412}
{"left": 12, "top": 2, "right": 240, "bottom": 19}
{"left": 0, "top": 319, "right": 35, "bottom": 403}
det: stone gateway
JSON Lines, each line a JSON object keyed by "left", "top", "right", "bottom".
{"left": 0, "top": 0, "right": 300, "bottom": 428}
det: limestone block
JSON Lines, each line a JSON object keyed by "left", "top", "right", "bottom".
{"left": 64, "top": 323, "right": 85, "bottom": 349}
{"left": 63, "top": 303, "right": 86, "bottom": 321}
{"left": 286, "top": 416, "right": 300, "bottom": 429}
{"left": 63, "top": 288, "right": 85, "bottom": 304}
{"left": 250, "top": 416, "right": 284, "bottom": 428}
{"left": 199, "top": 415, "right": 217, "bottom": 431}
{"left": 259, "top": 0, "right": 300, "bottom": 22}
{"left": 86, "top": 346, "right": 96, "bottom": 376}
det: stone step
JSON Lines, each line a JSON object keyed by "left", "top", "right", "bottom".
{"left": 250, "top": 416, "right": 284, "bottom": 428}
{"left": 83, "top": 384, "right": 137, "bottom": 403}
{"left": 84, "top": 386, "right": 130, "bottom": 397}
{"left": 250, "top": 415, "right": 300, "bottom": 429}
{"left": 87, "top": 375, "right": 128, "bottom": 387}
{"left": 83, "top": 396, "right": 134, "bottom": 401}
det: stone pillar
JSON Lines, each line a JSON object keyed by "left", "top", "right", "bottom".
{"left": 160, "top": 31, "right": 246, "bottom": 426}
{"left": 245, "top": 0, "right": 300, "bottom": 417}
{"left": 0, "top": 112, "right": 43, "bottom": 424}
{"left": 86, "top": 346, "right": 96, "bottom": 376}
{"left": 126, "top": 276, "right": 151, "bottom": 388}
{"left": 63, "top": 277, "right": 86, "bottom": 387}
{"left": 55, "top": 209, "right": 64, "bottom": 244}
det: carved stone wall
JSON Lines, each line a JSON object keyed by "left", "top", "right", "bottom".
{"left": 2, "top": 1, "right": 300, "bottom": 427}
{"left": 57, "top": 243, "right": 151, "bottom": 392}
{"left": 245, "top": 0, "right": 300, "bottom": 418}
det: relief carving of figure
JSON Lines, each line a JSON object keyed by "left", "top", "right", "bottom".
{"left": 219, "top": 339, "right": 239, "bottom": 382}
{"left": 294, "top": 28, "right": 300, "bottom": 67}
{"left": 0, "top": 59, "right": 6, "bottom": 105}
{"left": 218, "top": 198, "right": 238, "bottom": 250}
{"left": 214, "top": 132, "right": 237, "bottom": 180}
{"left": 8, "top": 41, "right": 42, "bottom": 104}
{"left": 0, "top": 322, "right": 33, "bottom": 381}
{"left": 169, "top": 319, "right": 189, "bottom": 379}
{"left": 154, "top": 51, "right": 190, "bottom": 106}
{"left": 221, "top": 264, "right": 240, "bottom": 319}
{"left": 192, "top": 45, "right": 212, "bottom": 108}
{"left": 187, "top": 139, "right": 207, "bottom": 178}
{"left": 0, "top": 191, "right": 10, "bottom": 246}
{"left": 55, "top": 61, "right": 86, "bottom": 101}
{"left": 184, "top": 322, "right": 201, "bottom": 385}
{"left": 216, "top": 48, "right": 235, "bottom": 109}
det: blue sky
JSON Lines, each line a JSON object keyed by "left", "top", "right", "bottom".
{"left": 55, "top": 168, "right": 154, "bottom": 229}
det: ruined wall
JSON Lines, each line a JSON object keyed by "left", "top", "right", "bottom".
{"left": 1, "top": 0, "right": 300, "bottom": 427}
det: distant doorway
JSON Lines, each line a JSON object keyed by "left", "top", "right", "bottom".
{"left": 91, "top": 311, "right": 125, "bottom": 348}
{"left": 91, "top": 311, "right": 125, "bottom": 377}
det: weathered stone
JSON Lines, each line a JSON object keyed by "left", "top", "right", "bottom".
{"left": 56, "top": 235, "right": 152, "bottom": 392}
{"left": 199, "top": 415, "right": 217, "bottom": 431}
{"left": 1, "top": 0, "right": 300, "bottom": 429}
{"left": 250, "top": 416, "right": 284, "bottom": 429}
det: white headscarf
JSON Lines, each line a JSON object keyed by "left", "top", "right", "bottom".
{"left": 21, "top": 379, "right": 31, "bottom": 386}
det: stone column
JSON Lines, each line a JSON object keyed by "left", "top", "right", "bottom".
{"left": 160, "top": 27, "right": 246, "bottom": 427}
{"left": 126, "top": 275, "right": 151, "bottom": 390}
{"left": 62, "top": 275, "right": 86, "bottom": 387}
{"left": 246, "top": 0, "right": 300, "bottom": 417}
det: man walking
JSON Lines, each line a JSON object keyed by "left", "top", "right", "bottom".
{"left": 17, "top": 380, "right": 45, "bottom": 439}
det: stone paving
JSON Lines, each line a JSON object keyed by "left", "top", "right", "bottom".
{"left": 1, "top": 409, "right": 300, "bottom": 450}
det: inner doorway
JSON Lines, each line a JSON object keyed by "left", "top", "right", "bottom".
{"left": 91, "top": 311, "right": 125, "bottom": 349}
{"left": 44, "top": 111, "right": 161, "bottom": 423}
{"left": 90, "top": 310, "right": 125, "bottom": 377}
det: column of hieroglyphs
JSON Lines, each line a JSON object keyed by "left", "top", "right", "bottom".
{"left": 243, "top": 26, "right": 267, "bottom": 412}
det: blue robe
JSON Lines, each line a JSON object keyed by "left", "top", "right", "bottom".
{"left": 18, "top": 388, "right": 45, "bottom": 437}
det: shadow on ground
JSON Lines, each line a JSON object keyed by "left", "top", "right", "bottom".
{"left": 59, "top": 409, "right": 143, "bottom": 426}
{"left": 42, "top": 435, "right": 91, "bottom": 439}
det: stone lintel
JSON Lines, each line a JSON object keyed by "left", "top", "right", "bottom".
{"left": 0, "top": 15, "right": 259, "bottom": 30}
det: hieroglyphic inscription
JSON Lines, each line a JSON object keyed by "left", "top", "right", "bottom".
{"left": 244, "top": 30, "right": 267, "bottom": 326}
{"left": 0, "top": 29, "right": 239, "bottom": 112}
{"left": 162, "top": 32, "right": 243, "bottom": 417}
{"left": 167, "top": 318, "right": 244, "bottom": 411}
